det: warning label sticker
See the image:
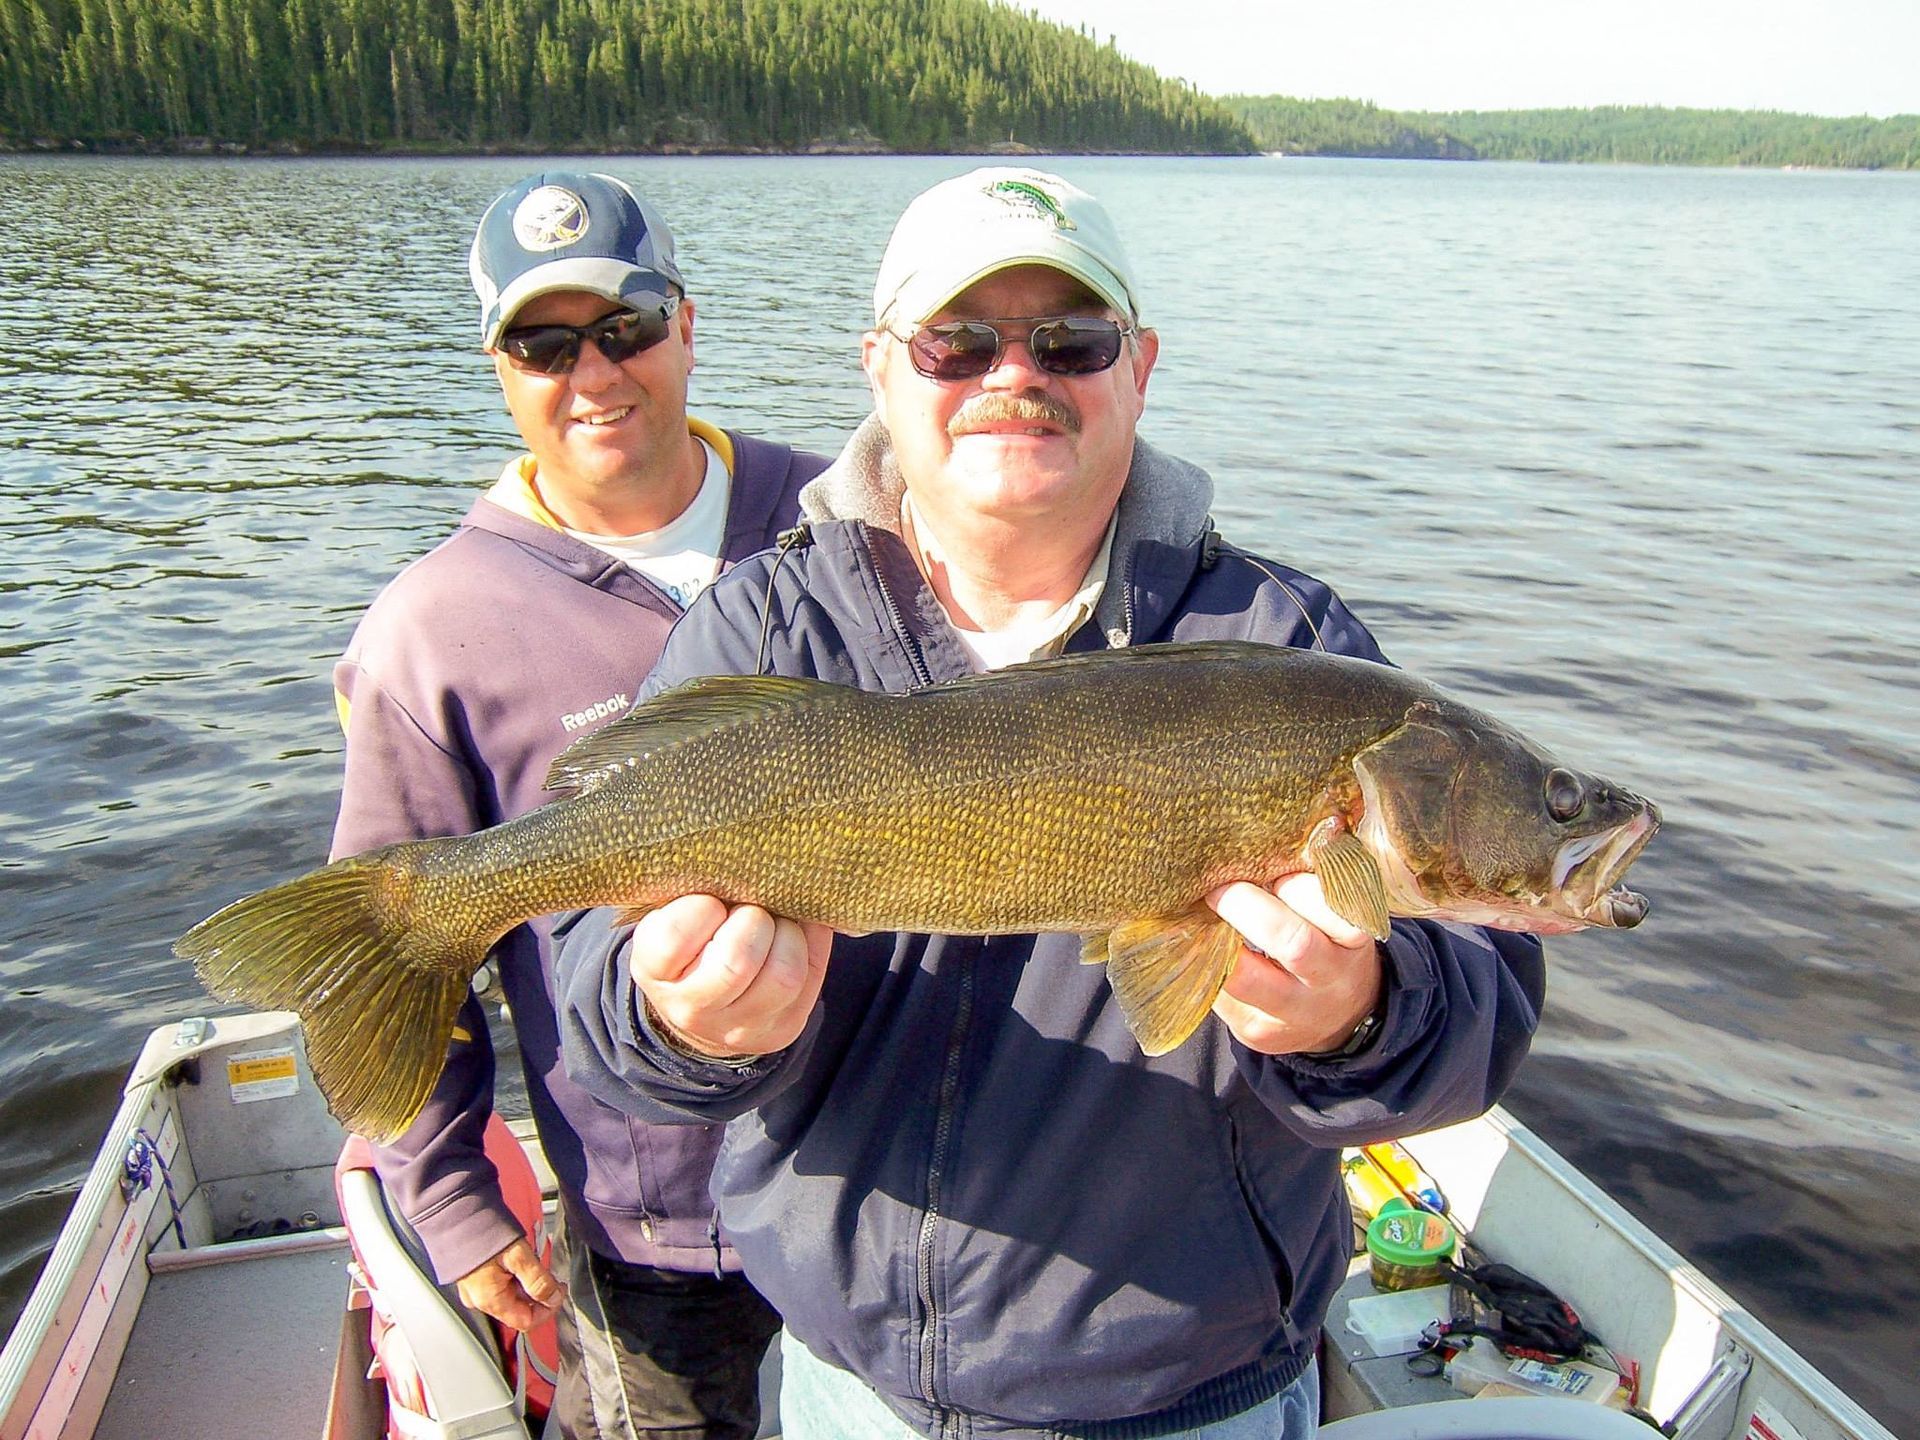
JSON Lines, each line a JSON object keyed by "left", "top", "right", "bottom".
{"left": 227, "top": 1048, "right": 299, "bottom": 1103}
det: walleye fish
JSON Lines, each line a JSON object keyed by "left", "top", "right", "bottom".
{"left": 175, "top": 641, "right": 1659, "bottom": 1141}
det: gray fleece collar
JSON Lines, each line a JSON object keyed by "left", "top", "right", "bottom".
{"left": 798, "top": 413, "right": 1216, "bottom": 646}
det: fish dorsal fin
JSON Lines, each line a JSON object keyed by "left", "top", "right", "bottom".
{"left": 1085, "top": 906, "right": 1244, "bottom": 1056}
{"left": 545, "top": 673, "right": 840, "bottom": 794}
{"left": 1307, "top": 826, "right": 1392, "bottom": 942}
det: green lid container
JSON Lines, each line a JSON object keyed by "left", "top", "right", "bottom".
{"left": 1365, "top": 1208, "right": 1456, "bottom": 1291}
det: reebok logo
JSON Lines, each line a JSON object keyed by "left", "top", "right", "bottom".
{"left": 561, "top": 693, "right": 629, "bottom": 732}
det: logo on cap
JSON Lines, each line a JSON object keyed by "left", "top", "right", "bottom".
{"left": 985, "top": 178, "right": 1076, "bottom": 231}
{"left": 512, "top": 186, "right": 590, "bottom": 252}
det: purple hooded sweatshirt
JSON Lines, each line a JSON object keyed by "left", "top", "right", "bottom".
{"left": 330, "top": 424, "right": 824, "bottom": 1284}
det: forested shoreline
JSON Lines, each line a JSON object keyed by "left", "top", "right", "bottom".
{"left": 0, "top": 0, "right": 1253, "bottom": 155}
{"left": 1228, "top": 95, "right": 1920, "bottom": 170}
{"left": 4, "top": 0, "right": 1914, "bottom": 169}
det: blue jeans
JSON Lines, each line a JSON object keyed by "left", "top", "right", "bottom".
{"left": 778, "top": 1328, "right": 1320, "bottom": 1438}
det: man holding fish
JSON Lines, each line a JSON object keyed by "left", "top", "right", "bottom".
{"left": 180, "top": 160, "right": 1658, "bottom": 1436}
{"left": 331, "top": 173, "right": 823, "bottom": 1438}
{"left": 178, "top": 165, "right": 1658, "bottom": 1434}
{"left": 547, "top": 169, "right": 1616, "bottom": 1438}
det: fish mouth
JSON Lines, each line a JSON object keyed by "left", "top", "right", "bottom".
{"left": 1551, "top": 801, "right": 1661, "bottom": 928}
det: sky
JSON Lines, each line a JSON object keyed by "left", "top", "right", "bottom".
{"left": 1012, "top": 0, "right": 1920, "bottom": 119}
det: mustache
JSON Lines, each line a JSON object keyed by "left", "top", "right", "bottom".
{"left": 949, "top": 391, "right": 1081, "bottom": 437}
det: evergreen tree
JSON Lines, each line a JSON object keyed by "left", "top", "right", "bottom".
{"left": 0, "top": 0, "right": 1256, "bottom": 152}
{"left": 1228, "top": 93, "right": 1920, "bottom": 170}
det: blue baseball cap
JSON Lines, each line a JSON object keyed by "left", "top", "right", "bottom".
{"left": 469, "top": 171, "right": 686, "bottom": 348}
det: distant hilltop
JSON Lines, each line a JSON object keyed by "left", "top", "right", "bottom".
{"left": 0, "top": 0, "right": 1252, "bottom": 156}
{"left": 3, "top": 0, "right": 1914, "bottom": 169}
{"left": 1225, "top": 96, "right": 1920, "bottom": 171}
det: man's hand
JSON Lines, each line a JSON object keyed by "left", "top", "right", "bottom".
{"left": 630, "top": 895, "right": 832, "bottom": 1059}
{"left": 1207, "top": 874, "right": 1385, "bottom": 1056}
{"left": 454, "top": 1237, "right": 566, "bottom": 1332}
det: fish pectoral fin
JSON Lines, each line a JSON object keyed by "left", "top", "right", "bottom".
{"left": 1307, "top": 827, "right": 1392, "bottom": 942}
{"left": 1099, "top": 909, "right": 1244, "bottom": 1057}
{"left": 612, "top": 903, "right": 657, "bottom": 929}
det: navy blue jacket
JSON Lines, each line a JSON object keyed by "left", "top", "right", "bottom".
{"left": 556, "top": 421, "right": 1544, "bottom": 1436}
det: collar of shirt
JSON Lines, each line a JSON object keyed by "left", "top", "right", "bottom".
{"left": 485, "top": 417, "right": 736, "bottom": 531}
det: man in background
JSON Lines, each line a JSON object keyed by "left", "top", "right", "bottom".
{"left": 554, "top": 167, "right": 1544, "bottom": 1438}
{"left": 333, "top": 170, "right": 822, "bottom": 1437}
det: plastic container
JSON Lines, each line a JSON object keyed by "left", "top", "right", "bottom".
{"left": 1343, "top": 1283, "right": 1453, "bottom": 1356}
{"left": 1445, "top": 1339, "right": 1624, "bottom": 1406}
{"left": 1342, "top": 1151, "right": 1405, "bottom": 1219}
{"left": 1342, "top": 1143, "right": 1447, "bottom": 1218}
{"left": 1364, "top": 1207, "right": 1456, "bottom": 1290}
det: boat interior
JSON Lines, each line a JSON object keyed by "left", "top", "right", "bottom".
{"left": 0, "top": 1014, "right": 1895, "bottom": 1440}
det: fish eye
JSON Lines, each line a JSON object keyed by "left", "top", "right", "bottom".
{"left": 1545, "top": 768, "right": 1585, "bottom": 822}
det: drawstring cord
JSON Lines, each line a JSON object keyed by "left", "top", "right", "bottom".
{"left": 1199, "top": 522, "right": 1328, "bottom": 652}
{"left": 756, "top": 524, "right": 812, "bottom": 676}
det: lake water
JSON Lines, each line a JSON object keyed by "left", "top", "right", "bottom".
{"left": 2, "top": 153, "right": 1916, "bottom": 1434}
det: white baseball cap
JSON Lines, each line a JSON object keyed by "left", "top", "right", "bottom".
{"left": 872, "top": 168, "right": 1141, "bottom": 329}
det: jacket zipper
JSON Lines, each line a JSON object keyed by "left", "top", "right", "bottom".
{"left": 916, "top": 942, "right": 976, "bottom": 1417}
{"left": 869, "top": 531, "right": 935, "bottom": 688}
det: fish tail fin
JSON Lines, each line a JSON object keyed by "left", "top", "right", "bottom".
{"left": 173, "top": 843, "right": 491, "bottom": 1144}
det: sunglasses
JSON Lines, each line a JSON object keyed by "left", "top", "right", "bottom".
{"left": 498, "top": 295, "right": 682, "bottom": 375}
{"left": 892, "top": 315, "right": 1135, "bottom": 382}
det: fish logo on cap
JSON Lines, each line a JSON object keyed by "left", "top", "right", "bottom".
{"left": 985, "top": 177, "right": 1077, "bottom": 231}
{"left": 512, "top": 185, "right": 590, "bottom": 252}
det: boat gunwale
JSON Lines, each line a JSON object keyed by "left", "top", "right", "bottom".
{"left": 0, "top": 1076, "right": 173, "bottom": 1436}
{"left": 1406, "top": 1106, "right": 1897, "bottom": 1440}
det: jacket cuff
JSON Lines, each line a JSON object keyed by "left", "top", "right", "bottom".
{"left": 626, "top": 983, "right": 777, "bottom": 1087}
{"left": 640, "top": 994, "right": 765, "bottom": 1069}
{"left": 1278, "top": 924, "right": 1438, "bottom": 1077}
{"left": 405, "top": 1185, "right": 529, "bottom": 1286}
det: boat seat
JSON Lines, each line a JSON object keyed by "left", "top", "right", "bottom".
{"left": 335, "top": 1143, "right": 534, "bottom": 1440}
{"left": 1319, "top": 1395, "right": 1656, "bottom": 1439}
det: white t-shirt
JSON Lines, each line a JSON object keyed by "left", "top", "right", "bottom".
{"left": 563, "top": 438, "right": 732, "bottom": 610}
{"left": 899, "top": 491, "right": 1117, "bottom": 670}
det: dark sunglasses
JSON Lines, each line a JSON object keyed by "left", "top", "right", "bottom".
{"left": 892, "top": 315, "right": 1135, "bottom": 382}
{"left": 498, "top": 295, "right": 682, "bottom": 374}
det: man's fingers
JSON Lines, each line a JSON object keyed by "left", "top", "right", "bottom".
{"left": 698, "top": 903, "right": 781, "bottom": 1006}
{"left": 636, "top": 903, "right": 834, "bottom": 1058}
{"left": 1209, "top": 881, "right": 1311, "bottom": 968}
{"left": 1271, "top": 873, "right": 1375, "bottom": 950}
{"left": 648, "top": 903, "right": 786, "bottom": 1021}
{"left": 1205, "top": 876, "right": 1386, "bottom": 1055}
{"left": 497, "top": 1238, "right": 566, "bottom": 1310}
{"left": 757, "top": 915, "right": 821, "bottom": 999}
{"left": 630, "top": 894, "right": 731, "bottom": 983}
{"left": 693, "top": 915, "right": 828, "bottom": 1053}
{"left": 1208, "top": 877, "right": 1374, "bottom": 983}
{"left": 802, "top": 920, "right": 835, "bottom": 979}
{"left": 455, "top": 1241, "right": 565, "bottom": 1332}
